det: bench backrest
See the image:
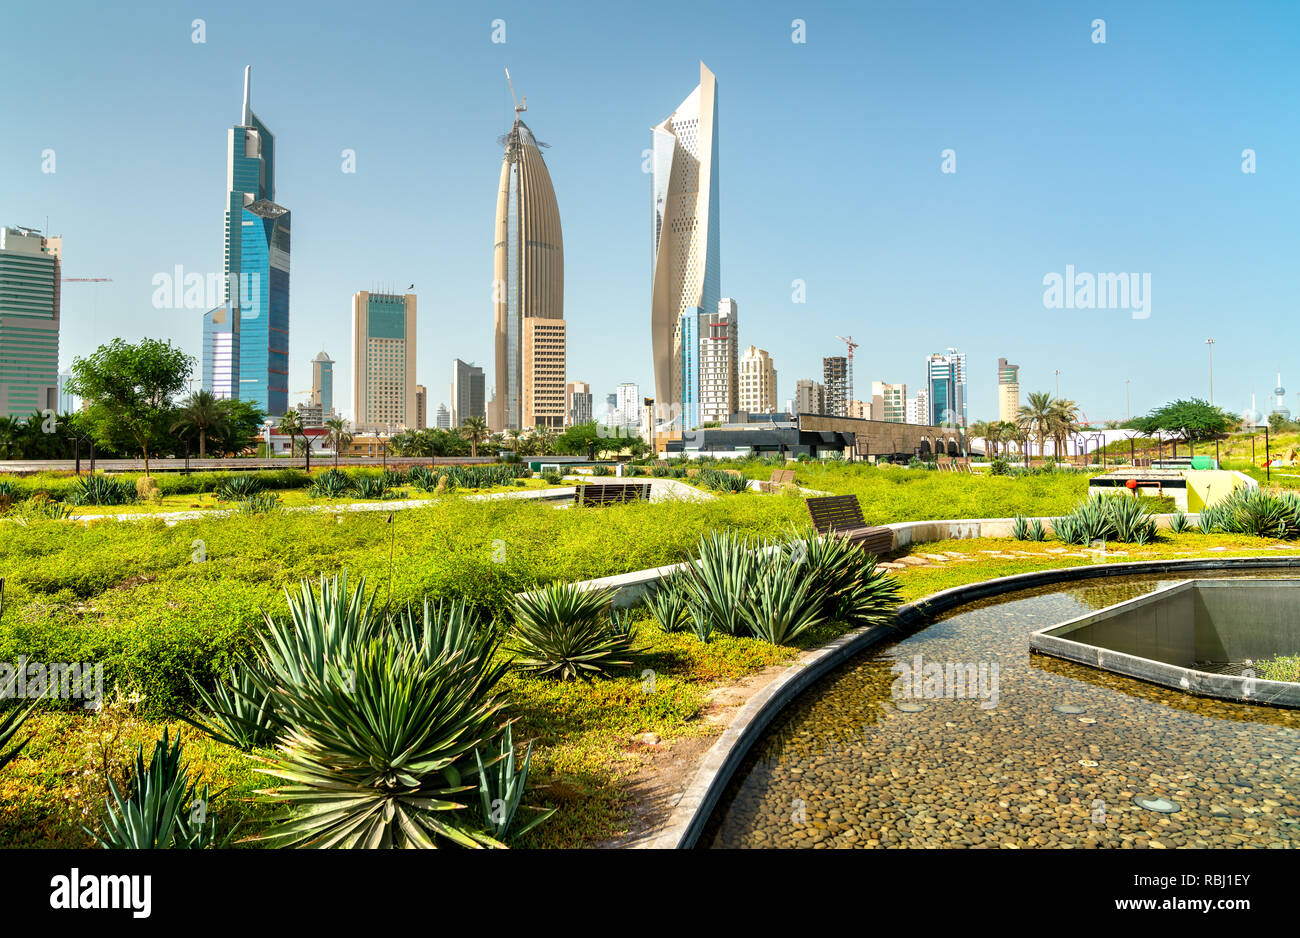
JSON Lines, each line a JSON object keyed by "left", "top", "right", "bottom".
{"left": 805, "top": 494, "right": 866, "bottom": 533}
{"left": 770, "top": 469, "right": 796, "bottom": 485}
{"left": 576, "top": 482, "right": 651, "bottom": 506}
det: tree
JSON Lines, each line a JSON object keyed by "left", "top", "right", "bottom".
{"left": 1048, "top": 398, "right": 1082, "bottom": 459}
{"left": 533, "top": 425, "right": 556, "bottom": 456}
{"left": 171, "top": 390, "right": 227, "bottom": 458}
{"left": 459, "top": 416, "right": 489, "bottom": 458}
{"left": 68, "top": 338, "right": 193, "bottom": 474}
{"left": 210, "top": 399, "right": 266, "bottom": 456}
{"left": 1017, "top": 391, "right": 1054, "bottom": 460}
{"left": 1133, "top": 398, "right": 1232, "bottom": 442}
{"left": 968, "top": 420, "right": 990, "bottom": 457}
{"left": 554, "top": 422, "right": 603, "bottom": 460}
{"left": 278, "top": 409, "right": 308, "bottom": 470}
{"left": 324, "top": 416, "right": 353, "bottom": 467}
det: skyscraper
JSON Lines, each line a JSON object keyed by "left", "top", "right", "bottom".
{"left": 738, "top": 345, "right": 777, "bottom": 413}
{"left": 823, "top": 356, "right": 848, "bottom": 417}
{"left": 651, "top": 62, "right": 720, "bottom": 437}
{"left": 699, "top": 298, "right": 738, "bottom": 423}
{"left": 613, "top": 383, "right": 641, "bottom": 434}
{"left": 415, "top": 384, "right": 427, "bottom": 429}
{"left": 872, "top": 381, "right": 907, "bottom": 423}
{"left": 451, "top": 359, "right": 486, "bottom": 427}
{"left": 311, "top": 350, "right": 334, "bottom": 417}
{"left": 351, "top": 291, "right": 416, "bottom": 432}
{"left": 927, "top": 349, "right": 967, "bottom": 427}
{"left": 795, "top": 379, "right": 824, "bottom": 415}
{"left": 221, "top": 66, "right": 290, "bottom": 416}
{"left": 492, "top": 93, "right": 565, "bottom": 431}
{"left": 907, "top": 388, "right": 929, "bottom": 426}
{"left": 566, "top": 380, "right": 593, "bottom": 426}
{"left": 0, "top": 226, "right": 61, "bottom": 417}
{"left": 435, "top": 403, "right": 451, "bottom": 429}
{"left": 997, "top": 357, "right": 1020, "bottom": 424}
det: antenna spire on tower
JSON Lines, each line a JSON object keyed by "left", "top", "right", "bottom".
{"left": 242, "top": 66, "right": 252, "bottom": 125}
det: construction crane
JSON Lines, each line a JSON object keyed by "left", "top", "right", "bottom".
{"left": 835, "top": 335, "right": 859, "bottom": 409}
{"left": 505, "top": 67, "right": 526, "bottom": 116}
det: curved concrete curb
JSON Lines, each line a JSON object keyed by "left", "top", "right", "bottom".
{"left": 645, "top": 553, "right": 1300, "bottom": 850}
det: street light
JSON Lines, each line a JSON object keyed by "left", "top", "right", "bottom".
{"left": 1124, "top": 378, "right": 1131, "bottom": 422}
{"left": 1203, "top": 339, "right": 1216, "bottom": 403}
{"left": 1054, "top": 369, "right": 1061, "bottom": 398}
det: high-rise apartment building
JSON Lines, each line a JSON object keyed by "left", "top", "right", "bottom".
{"left": 871, "top": 381, "right": 907, "bottom": 423}
{"left": 0, "top": 226, "right": 61, "bottom": 417}
{"left": 310, "top": 350, "right": 334, "bottom": 418}
{"left": 907, "top": 388, "right": 929, "bottom": 426}
{"left": 218, "top": 66, "right": 290, "bottom": 415}
{"left": 848, "top": 399, "right": 869, "bottom": 419}
{"left": 997, "top": 357, "right": 1020, "bottom": 424}
{"left": 612, "top": 382, "right": 641, "bottom": 434}
{"left": 699, "top": 298, "right": 738, "bottom": 423}
{"left": 651, "top": 62, "right": 720, "bottom": 436}
{"left": 435, "top": 403, "right": 451, "bottom": 429}
{"left": 738, "top": 345, "right": 777, "bottom": 413}
{"left": 451, "top": 359, "right": 486, "bottom": 427}
{"left": 351, "top": 291, "right": 416, "bottom": 432}
{"left": 415, "top": 384, "right": 427, "bottom": 429}
{"left": 566, "top": 380, "right": 593, "bottom": 426}
{"left": 492, "top": 96, "right": 565, "bottom": 431}
{"left": 823, "top": 356, "right": 848, "bottom": 418}
{"left": 926, "top": 349, "right": 967, "bottom": 427}
{"left": 795, "top": 378, "right": 825, "bottom": 415}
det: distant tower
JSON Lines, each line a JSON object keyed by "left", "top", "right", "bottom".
{"left": 1272, "top": 372, "right": 1289, "bottom": 420}
{"left": 311, "top": 350, "right": 334, "bottom": 417}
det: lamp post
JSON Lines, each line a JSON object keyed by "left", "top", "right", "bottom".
{"left": 1205, "top": 338, "right": 1215, "bottom": 404}
{"left": 1125, "top": 378, "right": 1131, "bottom": 421}
{"left": 1055, "top": 370, "right": 1061, "bottom": 398}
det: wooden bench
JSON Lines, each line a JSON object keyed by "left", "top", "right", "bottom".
{"left": 574, "top": 482, "right": 651, "bottom": 506}
{"left": 759, "top": 468, "right": 797, "bottom": 492}
{"left": 805, "top": 495, "right": 894, "bottom": 556}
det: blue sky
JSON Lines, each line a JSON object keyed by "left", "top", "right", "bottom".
{"left": 3, "top": 0, "right": 1297, "bottom": 425}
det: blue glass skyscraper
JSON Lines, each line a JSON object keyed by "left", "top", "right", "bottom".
{"left": 212, "top": 66, "right": 290, "bottom": 415}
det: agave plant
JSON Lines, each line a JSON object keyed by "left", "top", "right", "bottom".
{"left": 1012, "top": 514, "right": 1031, "bottom": 540}
{"left": 509, "top": 583, "right": 633, "bottom": 680}
{"left": 180, "top": 665, "right": 279, "bottom": 752}
{"left": 680, "top": 530, "right": 756, "bottom": 638}
{"left": 215, "top": 474, "right": 263, "bottom": 501}
{"left": 1166, "top": 511, "right": 1193, "bottom": 534}
{"left": 740, "top": 550, "right": 826, "bottom": 644}
{"left": 408, "top": 466, "right": 436, "bottom": 490}
{"left": 310, "top": 469, "right": 353, "bottom": 498}
{"left": 0, "top": 702, "right": 35, "bottom": 772}
{"left": 87, "top": 729, "right": 228, "bottom": 849}
{"left": 353, "top": 476, "right": 389, "bottom": 499}
{"left": 1027, "top": 518, "right": 1047, "bottom": 541}
{"left": 786, "top": 530, "right": 902, "bottom": 629}
{"left": 1211, "top": 486, "right": 1300, "bottom": 539}
{"left": 1107, "top": 495, "right": 1157, "bottom": 544}
{"left": 645, "top": 573, "right": 689, "bottom": 633}
{"left": 474, "top": 722, "right": 555, "bottom": 844}
{"left": 67, "top": 474, "right": 137, "bottom": 506}
{"left": 698, "top": 468, "right": 749, "bottom": 493}
{"left": 256, "top": 636, "right": 505, "bottom": 848}
{"left": 12, "top": 494, "right": 72, "bottom": 524}
{"left": 236, "top": 492, "right": 281, "bottom": 515}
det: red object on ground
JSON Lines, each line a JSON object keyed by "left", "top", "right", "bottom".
{"left": 1126, "top": 478, "right": 1138, "bottom": 490}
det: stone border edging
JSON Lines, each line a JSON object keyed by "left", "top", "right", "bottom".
{"left": 646, "top": 553, "right": 1300, "bottom": 850}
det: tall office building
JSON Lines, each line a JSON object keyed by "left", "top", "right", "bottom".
{"left": 997, "top": 357, "right": 1020, "bottom": 424}
{"left": 415, "top": 384, "right": 427, "bottom": 429}
{"left": 201, "top": 304, "right": 236, "bottom": 399}
{"left": 738, "top": 345, "right": 777, "bottom": 413}
{"left": 435, "top": 403, "right": 451, "bottom": 429}
{"left": 310, "top": 350, "right": 334, "bottom": 417}
{"left": 492, "top": 95, "right": 565, "bottom": 431}
{"left": 871, "top": 381, "right": 907, "bottom": 423}
{"left": 566, "top": 380, "right": 592, "bottom": 426}
{"left": 57, "top": 372, "right": 78, "bottom": 414}
{"left": 0, "top": 226, "right": 61, "bottom": 417}
{"left": 651, "top": 62, "right": 720, "bottom": 436}
{"left": 795, "top": 378, "right": 825, "bottom": 415}
{"left": 823, "top": 356, "right": 848, "bottom": 417}
{"left": 219, "top": 66, "right": 290, "bottom": 415}
{"left": 351, "top": 291, "right": 416, "bottom": 432}
{"left": 699, "top": 298, "right": 738, "bottom": 423}
{"left": 926, "top": 349, "right": 967, "bottom": 427}
{"left": 451, "top": 358, "right": 486, "bottom": 427}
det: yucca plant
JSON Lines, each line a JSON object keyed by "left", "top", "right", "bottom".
{"left": 645, "top": 573, "right": 689, "bottom": 633}
{"left": 87, "top": 729, "right": 228, "bottom": 849}
{"left": 180, "top": 665, "right": 279, "bottom": 752}
{"left": 475, "top": 722, "right": 555, "bottom": 844}
{"left": 740, "top": 551, "right": 826, "bottom": 644}
{"left": 353, "top": 476, "right": 389, "bottom": 499}
{"left": 509, "top": 583, "right": 633, "bottom": 680}
{"left": 0, "top": 702, "right": 35, "bottom": 772}
{"left": 215, "top": 474, "right": 263, "bottom": 500}
{"left": 680, "top": 530, "right": 755, "bottom": 638}
{"left": 256, "top": 636, "right": 505, "bottom": 848}
{"left": 237, "top": 492, "right": 281, "bottom": 515}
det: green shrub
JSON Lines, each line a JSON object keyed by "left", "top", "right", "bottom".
{"left": 1255, "top": 655, "right": 1300, "bottom": 683}
{"left": 541, "top": 471, "right": 563, "bottom": 486}
{"left": 787, "top": 531, "right": 902, "bottom": 629}
{"left": 0, "top": 702, "right": 35, "bottom": 772}
{"left": 651, "top": 466, "right": 670, "bottom": 478}
{"left": 1198, "top": 486, "right": 1300, "bottom": 539}
{"left": 68, "top": 475, "right": 137, "bottom": 506}
{"left": 740, "top": 550, "right": 825, "bottom": 643}
{"left": 645, "top": 573, "right": 689, "bottom": 632}
{"left": 698, "top": 468, "right": 749, "bottom": 493}
{"left": 215, "top": 475, "right": 263, "bottom": 501}
{"left": 990, "top": 457, "right": 1010, "bottom": 475}
{"left": 474, "top": 722, "right": 554, "bottom": 843}
{"left": 591, "top": 465, "right": 612, "bottom": 477}
{"left": 1053, "top": 494, "right": 1156, "bottom": 545}
{"left": 1168, "top": 511, "right": 1193, "bottom": 534}
{"left": 236, "top": 493, "right": 282, "bottom": 515}
{"left": 509, "top": 583, "right": 634, "bottom": 681}
{"left": 352, "top": 477, "right": 389, "bottom": 499}
{"left": 310, "top": 469, "right": 352, "bottom": 498}
{"left": 680, "top": 530, "right": 756, "bottom": 639}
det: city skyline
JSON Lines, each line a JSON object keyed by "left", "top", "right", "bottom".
{"left": 5, "top": 2, "right": 1299, "bottom": 429}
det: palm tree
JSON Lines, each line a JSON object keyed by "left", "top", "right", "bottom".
{"left": 1017, "top": 392, "right": 1054, "bottom": 462}
{"left": 534, "top": 425, "right": 556, "bottom": 456}
{"left": 324, "top": 416, "right": 353, "bottom": 468}
{"left": 506, "top": 428, "right": 523, "bottom": 452}
{"left": 459, "top": 416, "right": 489, "bottom": 459}
{"left": 278, "top": 409, "right": 308, "bottom": 470}
{"left": 968, "top": 420, "right": 990, "bottom": 458}
{"left": 172, "top": 390, "right": 226, "bottom": 458}
{"left": 1049, "top": 398, "right": 1082, "bottom": 460}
